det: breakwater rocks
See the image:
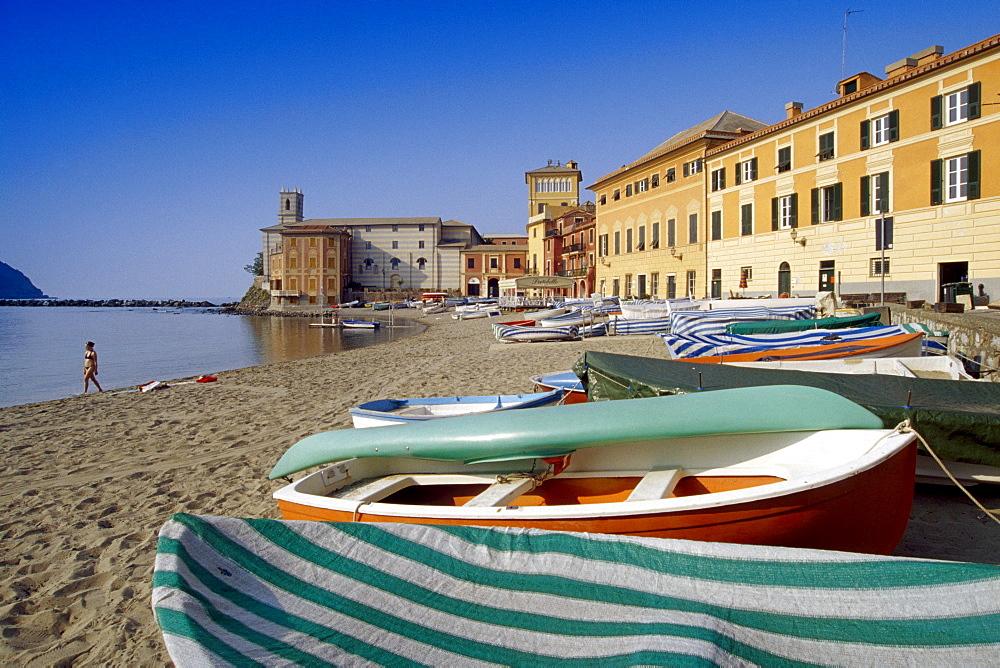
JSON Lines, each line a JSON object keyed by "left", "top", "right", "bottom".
{"left": 0, "top": 298, "right": 232, "bottom": 308}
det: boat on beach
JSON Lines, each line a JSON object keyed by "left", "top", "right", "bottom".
{"left": 661, "top": 330, "right": 924, "bottom": 362}
{"left": 529, "top": 369, "right": 586, "bottom": 403}
{"left": 493, "top": 323, "right": 579, "bottom": 342}
{"left": 342, "top": 320, "right": 380, "bottom": 329}
{"left": 727, "top": 355, "right": 977, "bottom": 380}
{"left": 270, "top": 386, "right": 917, "bottom": 554}
{"left": 349, "top": 389, "right": 564, "bottom": 427}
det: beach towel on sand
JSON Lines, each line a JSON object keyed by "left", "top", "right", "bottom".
{"left": 152, "top": 514, "right": 1000, "bottom": 666}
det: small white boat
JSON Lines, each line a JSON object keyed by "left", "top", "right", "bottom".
{"left": 727, "top": 355, "right": 977, "bottom": 380}
{"left": 423, "top": 304, "right": 447, "bottom": 314}
{"left": 494, "top": 324, "right": 579, "bottom": 342}
{"left": 342, "top": 320, "right": 380, "bottom": 329}
{"left": 349, "top": 390, "right": 564, "bottom": 428}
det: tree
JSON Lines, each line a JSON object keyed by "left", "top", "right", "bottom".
{"left": 244, "top": 252, "right": 263, "bottom": 276}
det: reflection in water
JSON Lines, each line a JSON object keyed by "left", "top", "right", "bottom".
{"left": 238, "top": 315, "right": 425, "bottom": 365}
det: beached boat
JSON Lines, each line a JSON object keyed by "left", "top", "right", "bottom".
{"left": 154, "top": 514, "right": 1000, "bottom": 668}
{"left": 342, "top": 320, "right": 380, "bottom": 329}
{"left": 493, "top": 324, "right": 579, "bottom": 342}
{"left": 271, "top": 386, "right": 917, "bottom": 554}
{"left": 662, "top": 330, "right": 924, "bottom": 362}
{"left": 727, "top": 355, "right": 977, "bottom": 380}
{"left": 349, "top": 389, "right": 564, "bottom": 427}
{"left": 422, "top": 304, "right": 447, "bottom": 314}
{"left": 573, "top": 350, "right": 1000, "bottom": 469}
{"left": 529, "top": 369, "right": 586, "bottom": 404}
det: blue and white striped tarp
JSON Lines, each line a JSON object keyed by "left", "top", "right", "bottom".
{"left": 661, "top": 324, "right": 926, "bottom": 359}
{"left": 153, "top": 515, "right": 1000, "bottom": 667}
{"left": 609, "top": 316, "right": 672, "bottom": 335}
{"left": 494, "top": 324, "right": 579, "bottom": 342}
{"left": 669, "top": 306, "right": 816, "bottom": 339}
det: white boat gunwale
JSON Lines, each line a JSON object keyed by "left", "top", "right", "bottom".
{"left": 273, "top": 428, "right": 914, "bottom": 520}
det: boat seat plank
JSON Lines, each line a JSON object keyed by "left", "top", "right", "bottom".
{"left": 340, "top": 475, "right": 414, "bottom": 502}
{"left": 627, "top": 468, "right": 683, "bottom": 502}
{"left": 464, "top": 477, "right": 537, "bottom": 507}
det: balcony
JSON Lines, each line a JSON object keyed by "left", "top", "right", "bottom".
{"left": 270, "top": 290, "right": 301, "bottom": 297}
{"left": 545, "top": 229, "right": 560, "bottom": 237}
{"left": 560, "top": 243, "right": 583, "bottom": 254}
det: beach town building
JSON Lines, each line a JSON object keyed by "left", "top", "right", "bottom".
{"left": 587, "top": 31, "right": 1000, "bottom": 304}
{"left": 553, "top": 204, "right": 597, "bottom": 298}
{"left": 261, "top": 189, "right": 486, "bottom": 308}
{"left": 523, "top": 160, "right": 587, "bottom": 300}
{"left": 459, "top": 233, "right": 528, "bottom": 297}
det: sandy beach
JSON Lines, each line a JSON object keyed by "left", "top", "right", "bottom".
{"left": 1, "top": 311, "right": 998, "bottom": 665}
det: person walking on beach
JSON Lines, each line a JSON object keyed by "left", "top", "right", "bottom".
{"left": 83, "top": 341, "right": 103, "bottom": 393}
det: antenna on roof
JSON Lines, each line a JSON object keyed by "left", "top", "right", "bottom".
{"left": 841, "top": 9, "right": 863, "bottom": 84}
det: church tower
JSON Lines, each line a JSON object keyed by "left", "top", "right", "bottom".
{"left": 525, "top": 160, "right": 581, "bottom": 218}
{"left": 279, "top": 188, "right": 304, "bottom": 225}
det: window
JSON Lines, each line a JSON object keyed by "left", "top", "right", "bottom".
{"left": 614, "top": 231, "right": 621, "bottom": 255}
{"left": 624, "top": 274, "right": 633, "bottom": 297}
{"left": 740, "top": 203, "right": 753, "bottom": 236}
{"left": 667, "top": 219, "right": 676, "bottom": 247}
{"left": 651, "top": 173, "right": 660, "bottom": 188}
{"left": 932, "top": 83, "right": 981, "bottom": 129}
{"left": 688, "top": 213, "right": 698, "bottom": 243}
{"left": 309, "top": 238, "right": 317, "bottom": 247}
{"left": 417, "top": 257, "right": 427, "bottom": 269}
{"left": 327, "top": 257, "right": 336, "bottom": 269}
{"left": 365, "top": 226, "right": 371, "bottom": 232}
{"left": 651, "top": 222, "right": 659, "bottom": 248}
{"left": 711, "top": 168, "right": 726, "bottom": 191}
{"left": 613, "top": 189, "right": 620, "bottom": 201}
{"left": 875, "top": 217, "right": 894, "bottom": 251}
{"left": 666, "top": 167, "right": 676, "bottom": 183}
{"left": 289, "top": 256, "right": 298, "bottom": 269}
{"left": 490, "top": 257, "right": 498, "bottom": 269}
{"left": 683, "top": 158, "right": 703, "bottom": 176}
{"left": 391, "top": 225, "right": 398, "bottom": 232}
{"left": 365, "top": 241, "right": 372, "bottom": 249}
{"left": 686, "top": 271, "right": 697, "bottom": 299}
{"left": 810, "top": 183, "right": 843, "bottom": 223}
{"left": 776, "top": 146, "right": 791, "bottom": 173}
{"left": 931, "top": 151, "right": 981, "bottom": 204}
{"left": 391, "top": 240, "right": 398, "bottom": 249}
{"left": 467, "top": 257, "right": 475, "bottom": 269}
{"left": 537, "top": 203, "right": 545, "bottom": 214}
{"left": 289, "top": 278, "right": 297, "bottom": 290}
{"left": 861, "top": 172, "right": 890, "bottom": 216}
{"left": 327, "top": 278, "right": 336, "bottom": 290}
{"left": 650, "top": 272, "right": 659, "bottom": 297}
{"left": 862, "top": 111, "right": 900, "bottom": 149}
{"left": 817, "top": 132, "right": 835, "bottom": 161}
{"left": 626, "top": 184, "right": 633, "bottom": 197}
{"left": 590, "top": 229, "right": 595, "bottom": 243}
{"left": 513, "top": 258, "right": 521, "bottom": 269}
{"left": 308, "top": 257, "right": 317, "bottom": 268}
{"left": 710, "top": 269, "right": 722, "bottom": 299}
{"left": 735, "top": 158, "right": 757, "bottom": 184}
{"left": 637, "top": 226, "right": 645, "bottom": 251}
{"left": 740, "top": 266, "right": 753, "bottom": 281}
{"left": 612, "top": 278, "right": 620, "bottom": 297}
{"left": 771, "top": 194, "right": 798, "bottom": 229}
{"left": 870, "top": 257, "right": 890, "bottom": 276}
{"left": 711, "top": 211, "right": 722, "bottom": 240}
{"left": 419, "top": 224, "right": 425, "bottom": 231}
{"left": 418, "top": 240, "right": 425, "bottom": 249}
{"left": 626, "top": 229, "right": 633, "bottom": 253}
{"left": 598, "top": 234, "right": 608, "bottom": 256}
{"left": 390, "top": 258, "right": 400, "bottom": 269}
{"left": 667, "top": 275, "right": 676, "bottom": 299}
{"left": 636, "top": 178, "right": 649, "bottom": 193}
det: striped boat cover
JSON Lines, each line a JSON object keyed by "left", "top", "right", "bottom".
{"left": 493, "top": 324, "right": 579, "bottom": 342}
{"left": 153, "top": 514, "right": 1000, "bottom": 666}
{"left": 661, "top": 324, "right": 927, "bottom": 359}
{"left": 608, "top": 316, "right": 672, "bottom": 335}
{"left": 669, "top": 306, "right": 815, "bottom": 339}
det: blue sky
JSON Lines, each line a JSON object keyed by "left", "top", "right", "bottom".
{"left": 2, "top": 1, "right": 997, "bottom": 300}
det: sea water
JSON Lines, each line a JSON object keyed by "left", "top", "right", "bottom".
{"left": 0, "top": 307, "right": 421, "bottom": 408}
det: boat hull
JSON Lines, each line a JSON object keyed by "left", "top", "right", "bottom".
{"left": 349, "top": 390, "right": 564, "bottom": 427}
{"left": 681, "top": 331, "right": 923, "bottom": 363}
{"left": 275, "top": 438, "right": 916, "bottom": 555}
{"left": 530, "top": 370, "right": 586, "bottom": 404}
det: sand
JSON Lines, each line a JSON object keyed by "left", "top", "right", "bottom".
{"left": 1, "top": 311, "right": 998, "bottom": 665}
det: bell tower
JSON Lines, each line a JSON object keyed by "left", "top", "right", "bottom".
{"left": 279, "top": 188, "right": 304, "bottom": 225}
{"left": 525, "top": 161, "right": 581, "bottom": 219}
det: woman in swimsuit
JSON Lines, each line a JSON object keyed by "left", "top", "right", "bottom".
{"left": 83, "top": 341, "right": 103, "bottom": 393}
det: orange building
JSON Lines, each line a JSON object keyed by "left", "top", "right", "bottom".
{"left": 460, "top": 234, "right": 528, "bottom": 297}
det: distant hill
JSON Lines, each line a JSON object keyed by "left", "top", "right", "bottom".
{"left": 0, "top": 261, "right": 48, "bottom": 299}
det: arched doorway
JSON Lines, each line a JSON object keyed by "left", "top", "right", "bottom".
{"left": 778, "top": 262, "right": 791, "bottom": 297}
{"left": 487, "top": 278, "right": 500, "bottom": 298}
{"left": 467, "top": 277, "right": 481, "bottom": 297}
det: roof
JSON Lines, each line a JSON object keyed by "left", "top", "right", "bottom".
{"left": 525, "top": 163, "right": 583, "bottom": 183}
{"left": 589, "top": 111, "right": 767, "bottom": 187}
{"left": 261, "top": 217, "right": 443, "bottom": 233}
{"left": 463, "top": 244, "right": 527, "bottom": 252}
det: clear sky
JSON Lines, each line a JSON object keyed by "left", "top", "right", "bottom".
{"left": 2, "top": 1, "right": 997, "bottom": 301}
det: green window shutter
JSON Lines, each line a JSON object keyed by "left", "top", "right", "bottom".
{"left": 789, "top": 193, "right": 799, "bottom": 228}
{"left": 810, "top": 188, "right": 820, "bottom": 225}
{"left": 734, "top": 163, "right": 742, "bottom": 185}
{"left": 750, "top": 158, "right": 758, "bottom": 180}
{"left": 861, "top": 176, "right": 871, "bottom": 217}
{"left": 833, "top": 182, "right": 843, "bottom": 221}
{"left": 930, "top": 159, "right": 943, "bottom": 205}
{"left": 741, "top": 203, "right": 752, "bottom": 235}
{"left": 878, "top": 172, "right": 890, "bottom": 212}
{"left": 968, "top": 82, "right": 982, "bottom": 120}
{"left": 771, "top": 197, "right": 779, "bottom": 230}
{"left": 931, "top": 95, "right": 943, "bottom": 130}
{"left": 888, "top": 110, "right": 900, "bottom": 142}
{"left": 967, "top": 150, "right": 981, "bottom": 200}
{"left": 860, "top": 120, "right": 870, "bottom": 150}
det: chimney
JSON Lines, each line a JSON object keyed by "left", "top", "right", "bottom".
{"left": 885, "top": 57, "right": 917, "bottom": 78}
{"left": 912, "top": 45, "right": 944, "bottom": 66}
{"left": 785, "top": 102, "right": 803, "bottom": 120}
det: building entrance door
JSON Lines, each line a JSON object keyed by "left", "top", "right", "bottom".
{"left": 778, "top": 262, "right": 791, "bottom": 296}
{"left": 819, "top": 260, "right": 835, "bottom": 292}
{"left": 938, "top": 261, "right": 968, "bottom": 301}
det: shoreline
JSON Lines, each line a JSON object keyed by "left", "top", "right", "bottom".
{"left": 1, "top": 312, "right": 998, "bottom": 664}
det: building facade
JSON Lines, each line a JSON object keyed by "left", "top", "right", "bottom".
{"left": 586, "top": 32, "right": 1000, "bottom": 304}
{"left": 459, "top": 233, "right": 528, "bottom": 297}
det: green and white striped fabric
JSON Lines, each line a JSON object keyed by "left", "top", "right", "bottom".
{"left": 153, "top": 514, "right": 1000, "bottom": 666}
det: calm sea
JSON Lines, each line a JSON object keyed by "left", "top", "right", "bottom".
{"left": 0, "top": 307, "right": 423, "bottom": 408}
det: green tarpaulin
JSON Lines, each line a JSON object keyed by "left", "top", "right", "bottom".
{"left": 573, "top": 351, "right": 1000, "bottom": 467}
{"left": 726, "top": 312, "right": 884, "bottom": 334}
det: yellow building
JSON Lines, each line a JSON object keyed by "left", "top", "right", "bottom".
{"left": 705, "top": 35, "right": 1000, "bottom": 303}
{"left": 588, "top": 112, "right": 766, "bottom": 298}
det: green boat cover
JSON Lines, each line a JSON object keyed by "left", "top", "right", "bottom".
{"left": 269, "top": 385, "right": 881, "bottom": 478}
{"left": 153, "top": 514, "right": 1000, "bottom": 666}
{"left": 573, "top": 351, "right": 1000, "bottom": 467}
{"left": 726, "top": 312, "right": 883, "bottom": 334}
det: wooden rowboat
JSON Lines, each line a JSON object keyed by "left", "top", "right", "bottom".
{"left": 529, "top": 370, "right": 586, "bottom": 404}
{"left": 349, "top": 390, "right": 564, "bottom": 428}
{"left": 342, "top": 320, "right": 380, "bottom": 329}
{"left": 271, "top": 386, "right": 917, "bottom": 554}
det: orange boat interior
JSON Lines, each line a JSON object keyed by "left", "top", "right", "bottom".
{"left": 371, "top": 475, "right": 786, "bottom": 508}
